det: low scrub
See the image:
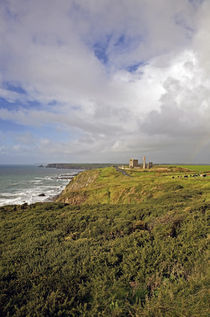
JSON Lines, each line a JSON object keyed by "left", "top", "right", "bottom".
{"left": 0, "top": 166, "right": 209, "bottom": 316}
{"left": 0, "top": 200, "right": 209, "bottom": 316}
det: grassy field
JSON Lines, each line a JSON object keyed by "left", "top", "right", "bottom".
{"left": 0, "top": 166, "right": 209, "bottom": 316}
{"left": 57, "top": 166, "right": 210, "bottom": 205}
{"left": 175, "top": 165, "right": 210, "bottom": 173}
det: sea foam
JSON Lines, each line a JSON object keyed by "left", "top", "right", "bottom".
{"left": 0, "top": 166, "right": 81, "bottom": 206}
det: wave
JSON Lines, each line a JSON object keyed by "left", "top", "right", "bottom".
{"left": 0, "top": 187, "right": 64, "bottom": 207}
{"left": 0, "top": 175, "right": 77, "bottom": 207}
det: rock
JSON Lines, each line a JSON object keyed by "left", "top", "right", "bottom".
{"left": 38, "top": 193, "right": 46, "bottom": 197}
{"left": 21, "top": 203, "right": 28, "bottom": 210}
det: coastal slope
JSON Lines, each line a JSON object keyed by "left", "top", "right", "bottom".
{"left": 56, "top": 166, "right": 210, "bottom": 205}
{"left": 0, "top": 166, "right": 209, "bottom": 316}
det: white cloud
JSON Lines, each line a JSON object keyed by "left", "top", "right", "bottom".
{"left": 0, "top": 0, "right": 209, "bottom": 163}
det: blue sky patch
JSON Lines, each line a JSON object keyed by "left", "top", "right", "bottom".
{"left": 3, "top": 82, "right": 27, "bottom": 95}
{"left": 93, "top": 34, "right": 112, "bottom": 64}
{"left": 0, "top": 119, "right": 27, "bottom": 133}
{"left": 127, "top": 61, "right": 146, "bottom": 73}
{"left": 30, "top": 125, "right": 72, "bottom": 142}
{"left": 114, "top": 34, "right": 126, "bottom": 47}
{"left": 48, "top": 100, "right": 58, "bottom": 106}
{"left": 0, "top": 118, "right": 73, "bottom": 143}
{"left": 0, "top": 98, "right": 45, "bottom": 111}
{"left": 0, "top": 98, "right": 21, "bottom": 110}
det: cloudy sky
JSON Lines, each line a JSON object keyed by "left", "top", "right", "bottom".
{"left": 0, "top": 0, "right": 209, "bottom": 164}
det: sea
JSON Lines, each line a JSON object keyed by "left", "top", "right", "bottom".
{"left": 0, "top": 165, "right": 82, "bottom": 207}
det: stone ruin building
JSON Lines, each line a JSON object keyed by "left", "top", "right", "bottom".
{"left": 142, "top": 156, "right": 153, "bottom": 169}
{"left": 148, "top": 161, "right": 153, "bottom": 169}
{"left": 129, "top": 158, "right": 139, "bottom": 168}
{"left": 129, "top": 157, "right": 153, "bottom": 169}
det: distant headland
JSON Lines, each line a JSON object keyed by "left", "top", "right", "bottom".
{"left": 44, "top": 163, "right": 118, "bottom": 169}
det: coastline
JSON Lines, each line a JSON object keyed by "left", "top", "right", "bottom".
{"left": 49, "top": 169, "right": 83, "bottom": 203}
{"left": 0, "top": 166, "right": 83, "bottom": 207}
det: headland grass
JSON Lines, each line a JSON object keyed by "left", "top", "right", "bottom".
{"left": 57, "top": 165, "right": 210, "bottom": 205}
{"left": 174, "top": 165, "right": 210, "bottom": 173}
{"left": 0, "top": 166, "right": 209, "bottom": 316}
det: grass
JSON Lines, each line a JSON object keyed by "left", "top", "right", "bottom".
{"left": 57, "top": 166, "right": 210, "bottom": 205}
{"left": 175, "top": 165, "right": 210, "bottom": 173}
{"left": 0, "top": 166, "right": 209, "bottom": 316}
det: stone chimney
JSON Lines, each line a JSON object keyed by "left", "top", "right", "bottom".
{"left": 143, "top": 156, "right": 146, "bottom": 169}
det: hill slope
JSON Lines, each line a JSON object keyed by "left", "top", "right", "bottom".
{"left": 0, "top": 167, "right": 209, "bottom": 316}
{"left": 57, "top": 166, "right": 210, "bottom": 205}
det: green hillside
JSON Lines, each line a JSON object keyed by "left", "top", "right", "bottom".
{"left": 57, "top": 166, "right": 210, "bottom": 205}
{"left": 175, "top": 165, "right": 210, "bottom": 173}
{"left": 0, "top": 167, "right": 209, "bottom": 316}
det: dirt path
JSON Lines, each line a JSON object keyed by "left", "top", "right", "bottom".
{"left": 115, "top": 166, "right": 131, "bottom": 177}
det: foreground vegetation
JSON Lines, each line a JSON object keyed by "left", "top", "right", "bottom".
{"left": 0, "top": 166, "right": 209, "bottom": 316}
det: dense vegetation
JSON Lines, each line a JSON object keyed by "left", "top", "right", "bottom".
{"left": 0, "top": 166, "right": 209, "bottom": 316}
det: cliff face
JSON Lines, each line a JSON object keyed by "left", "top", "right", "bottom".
{"left": 56, "top": 167, "right": 132, "bottom": 205}
{"left": 56, "top": 166, "right": 140, "bottom": 205}
{"left": 56, "top": 169, "right": 100, "bottom": 204}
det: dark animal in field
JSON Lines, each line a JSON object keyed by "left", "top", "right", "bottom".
{"left": 200, "top": 174, "right": 207, "bottom": 177}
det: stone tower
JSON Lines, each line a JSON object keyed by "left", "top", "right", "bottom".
{"left": 143, "top": 156, "right": 146, "bottom": 169}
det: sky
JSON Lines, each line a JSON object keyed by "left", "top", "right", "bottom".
{"left": 0, "top": 0, "right": 209, "bottom": 164}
